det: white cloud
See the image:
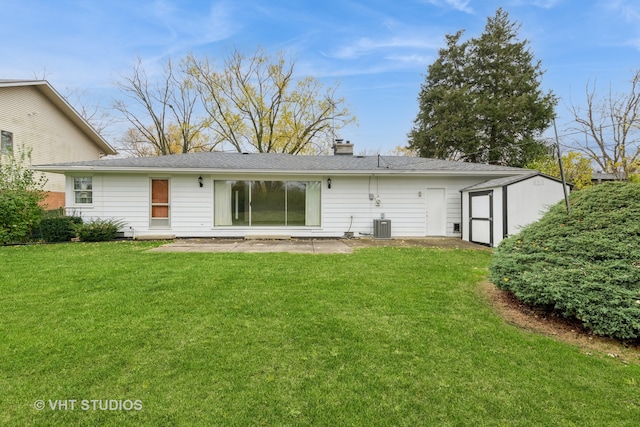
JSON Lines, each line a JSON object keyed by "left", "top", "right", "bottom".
{"left": 503, "top": 0, "right": 563, "bottom": 9}
{"left": 422, "top": 0, "right": 473, "bottom": 14}
{"left": 625, "top": 38, "right": 640, "bottom": 50}
{"left": 599, "top": 0, "right": 639, "bottom": 19}
{"left": 614, "top": 1, "right": 640, "bottom": 21}
{"left": 384, "top": 54, "right": 434, "bottom": 66}
{"left": 296, "top": 54, "right": 428, "bottom": 80}
{"left": 445, "top": 0, "right": 473, "bottom": 13}
{"left": 530, "top": 0, "right": 563, "bottom": 8}
{"left": 330, "top": 36, "right": 440, "bottom": 60}
{"left": 143, "top": 0, "right": 239, "bottom": 55}
{"left": 597, "top": 0, "right": 640, "bottom": 50}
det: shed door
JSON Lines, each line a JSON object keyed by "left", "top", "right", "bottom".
{"left": 469, "top": 190, "right": 493, "bottom": 246}
{"left": 425, "top": 188, "right": 446, "bottom": 236}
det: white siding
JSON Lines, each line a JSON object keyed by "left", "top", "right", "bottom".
{"left": 64, "top": 172, "right": 506, "bottom": 239}
{"left": 171, "top": 175, "right": 213, "bottom": 232}
{"left": 66, "top": 174, "right": 148, "bottom": 237}
{"left": 506, "top": 176, "right": 567, "bottom": 236}
{"left": 321, "top": 175, "right": 479, "bottom": 238}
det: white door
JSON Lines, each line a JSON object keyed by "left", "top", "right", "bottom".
{"left": 425, "top": 188, "right": 446, "bottom": 236}
{"left": 469, "top": 191, "right": 493, "bottom": 246}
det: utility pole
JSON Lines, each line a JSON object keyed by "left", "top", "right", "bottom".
{"left": 553, "top": 118, "right": 570, "bottom": 215}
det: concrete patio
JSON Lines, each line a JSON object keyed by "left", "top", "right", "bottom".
{"left": 147, "top": 237, "right": 489, "bottom": 254}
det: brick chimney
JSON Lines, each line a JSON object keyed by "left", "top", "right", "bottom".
{"left": 332, "top": 139, "right": 354, "bottom": 155}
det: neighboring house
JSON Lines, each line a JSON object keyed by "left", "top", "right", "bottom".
{"left": 591, "top": 171, "right": 621, "bottom": 184}
{"left": 35, "top": 142, "right": 568, "bottom": 246}
{"left": 0, "top": 79, "right": 117, "bottom": 208}
{"left": 461, "top": 173, "right": 570, "bottom": 247}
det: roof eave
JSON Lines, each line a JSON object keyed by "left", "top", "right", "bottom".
{"left": 34, "top": 165, "right": 533, "bottom": 176}
{"left": 1, "top": 80, "right": 117, "bottom": 156}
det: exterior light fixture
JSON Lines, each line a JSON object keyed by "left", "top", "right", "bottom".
{"left": 198, "top": 176, "right": 203, "bottom": 187}
{"left": 327, "top": 178, "right": 332, "bottom": 189}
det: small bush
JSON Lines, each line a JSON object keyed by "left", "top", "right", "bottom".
{"left": 40, "top": 216, "right": 83, "bottom": 242}
{"left": 489, "top": 182, "right": 640, "bottom": 340}
{"left": 74, "top": 218, "right": 125, "bottom": 242}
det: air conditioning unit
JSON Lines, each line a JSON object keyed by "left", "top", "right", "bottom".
{"left": 373, "top": 219, "right": 391, "bottom": 239}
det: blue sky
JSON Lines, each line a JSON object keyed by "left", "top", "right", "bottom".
{"left": 1, "top": 0, "right": 639, "bottom": 154}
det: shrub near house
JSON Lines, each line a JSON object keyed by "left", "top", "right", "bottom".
{"left": 40, "top": 215, "right": 83, "bottom": 242}
{"left": 490, "top": 182, "right": 640, "bottom": 340}
{"left": 74, "top": 218, "right": 125, "bottom": 242}
{"left": 0, "top": 148, "right": 46, "bottom": 244}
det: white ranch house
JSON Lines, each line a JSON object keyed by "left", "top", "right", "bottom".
{"left": 36, "top": 143, "right": 568, "bottom": 246}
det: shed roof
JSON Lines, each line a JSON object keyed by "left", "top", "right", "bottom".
{"left": 35, "top": 151, "right": 533, "bottom": 176}
{"left": 460, "top": 172, "right": 566, "bottom": 192}
{"left": 0, "top": 79, "right": 117, "bottom": 156}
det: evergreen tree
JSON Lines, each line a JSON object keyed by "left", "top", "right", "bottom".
{"left": 408, "top": 8, "right": 556, "bottom": 167}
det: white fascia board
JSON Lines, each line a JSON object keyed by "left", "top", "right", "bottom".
{"left": 34, "top": 165, "right": 531, "bottom": 177}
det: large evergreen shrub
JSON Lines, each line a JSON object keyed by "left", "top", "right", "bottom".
{"left": 489, "top": 182, "right": 640, "bottom": 340}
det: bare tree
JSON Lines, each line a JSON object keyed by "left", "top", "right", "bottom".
{"left": 64, "top": 88, "right": 115, "bottom": 135}
{"left": 114, "top": 58, "right": 212, "bottom": 156}
{"left": 30, "top": 69, "right": 50, "bottom": 81}
{"left": 31, "top": 70, "right": 114, "bottom": 137}
{"left": 185, "top": 47, "right": 356, "bottom": 154}
{"left": 568, "top": 70, "right": 640, "bottom": 179}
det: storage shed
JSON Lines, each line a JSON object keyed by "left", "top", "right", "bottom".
{"left": 460, "top": 172, "right": 570, "bottom": 247}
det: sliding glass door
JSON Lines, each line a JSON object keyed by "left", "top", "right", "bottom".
{"left": 251, "top": 181, "right": 285, "bottom": 225}
{"left": 231, "top": 181, "right": 250, "bottom": 226}
{"left": 214, "top": 180, "right": 321, "bottom": 227}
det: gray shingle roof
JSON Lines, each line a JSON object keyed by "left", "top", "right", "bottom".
{"left": 35, "top": 152, "right": 532, "bottom": 175}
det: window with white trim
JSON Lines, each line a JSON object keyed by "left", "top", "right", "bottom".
{"left": 1, "top": 130, "right": 13, "bottom": 155}
{"left": 73, "top": 177, "right": 93, "bottom": 204}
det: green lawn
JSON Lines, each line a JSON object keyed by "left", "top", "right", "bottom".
{"left": 1, "top": 242, "right": 638, "bottom": 426}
